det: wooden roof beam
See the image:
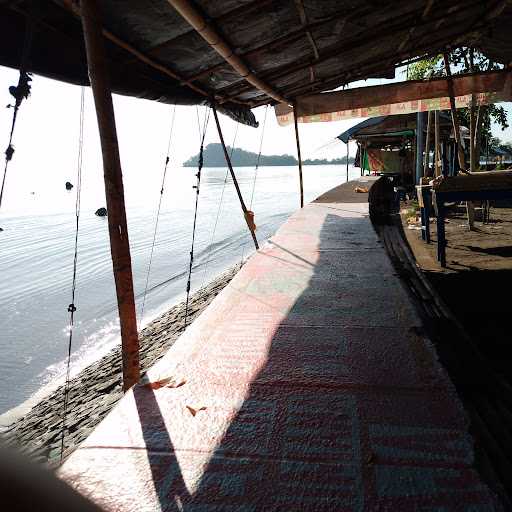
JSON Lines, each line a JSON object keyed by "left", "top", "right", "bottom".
{"left": 217, "top": 0, "right": 483, "bottom": 101}
{"left": 278, "top": 20, "right": 488, "bottom": 102}
{"left": 294, "top": 0, "right": 319, "bottom": 87}
{"left": 180, "top": 3, "right": 377, "bottom": 87}
{"left": 274, "top": 13, "right": 490, "bottom": 104}
{"left": 166, "top": 0, "right": 287, "bottom": 104}
{"left": 53, "top": 0, "right": 251, "bottom": 106}
{"left": 142, "top": 0, "right": 277, "bottom": 60}
{"left": 397, "top": 0, "right": 435, "bottom": 52}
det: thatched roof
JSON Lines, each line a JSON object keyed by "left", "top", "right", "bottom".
{"left": 1, "top": 1, "right": 512, "bottom": 126}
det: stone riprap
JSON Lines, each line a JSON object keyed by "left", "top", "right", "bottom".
{"left": 1, "top": 265, "right": 241, "bottom": 466}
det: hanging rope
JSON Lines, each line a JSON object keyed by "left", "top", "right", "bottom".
{"left": 184, "top": 106, "right": 211, "bottom": 326}
{"left": 0, "top": 9, "right": 35, "bottom": 210}
{"left": 240, "top": 105, "right": 268, "bottom": 263}
{"left": 200, "top": 121, "right": 240, "bottom": 288}
{"left": 249, "top": 105, "right": 268, "bottom": 210}
{"left": 59, "top": 86, "right": 85, "bottom": 463}
{"left": 138, "top": 104, "right": 177, "bottom": 329}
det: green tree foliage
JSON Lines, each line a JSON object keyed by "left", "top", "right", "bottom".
{"left": 407, "top": 48, "right": 509, "bottom": 146}
{"left": 183, "top": 143, "right": 354, "bottom": 167}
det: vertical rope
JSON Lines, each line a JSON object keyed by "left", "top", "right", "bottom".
{"left": 184, "top": 107, "right": 211, "bottom": 326}
{"left": 240, "top": 105, "right": 268, "bottom": 263}
{"left": 200, "top": 122, "right": 240, "bottom": 288}
{"left": 0, "top": 8, "right": 34, "bottom": 210}
{"left": 138, "top": 104, "right": 177, "bottom": 328}
{"left": 60, "top": 86, "right": 85, "bottom": 463}
{"left": 248, "top": 105, "right": 268, "bottom": 210}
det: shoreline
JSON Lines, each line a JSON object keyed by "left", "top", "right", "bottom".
{"left": 1, "top": 264, "right": 242, "bottom": 466}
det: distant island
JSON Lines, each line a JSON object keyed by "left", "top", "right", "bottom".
{"left": 183, "top": 143, "right": 354, "bottom": 167}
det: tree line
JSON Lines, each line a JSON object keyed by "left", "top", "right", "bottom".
{"left": 183, "top": 143, "right": 354, "bottom": 167}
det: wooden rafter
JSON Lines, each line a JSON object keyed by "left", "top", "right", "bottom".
{"left": 294, "top": 0, "right": 319, "bottom": 86}
{"left": 217, "top": 0, "right": 481, "bottom": 101}
{"left": 257, "top": 11, "right": 489, "bottom": 107}
{"left": 179, "top": 3, "right": 376, "bottom": 88}
{"left": 280, "top": 27, "right": 476, "bottom": 99}
{"left": 53, "top": 0, "right": 251, "bottom": 106}
{"left": 277, "top": 19, "right": 487, "bottom": 102}
{"left": 397, "top": 0, "right": 435, "bottom": 52}
{"left": 166, "top": 0, "right": 286, "bottom": 103}
{"left": 139, "top": 0, "right": 277, "bottom": 61}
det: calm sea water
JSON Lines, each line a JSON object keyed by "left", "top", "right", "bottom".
{"left": 0, "top": 163, "right": 358, "bottom": 420}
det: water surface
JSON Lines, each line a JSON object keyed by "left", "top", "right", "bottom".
{"left": 0, "top": 163, "right": 358, "bottom": 418}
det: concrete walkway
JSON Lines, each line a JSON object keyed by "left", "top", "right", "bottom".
{"left": 60, "top": 180, "right": 499, "bottom": 511}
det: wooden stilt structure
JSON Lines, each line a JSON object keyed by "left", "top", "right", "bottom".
{"left": 80, "top": 0, "right": 140, "bottom": 390}
{"left": 346, "top": 141, "right": 349, "bottom": 183}
{"left": 434, "top": 110, "right": 441, "bottom": 177}
{"left": 212, "top": 105, "right": 259, "bottom": 250}
{"left": 443, "top": 53, "right": 465, "bottom": 172}
{"left": 415, "top": 112, "right": 425, "bottom": 185}
{"left": 469, "top": 48, "right": 478, "bottom": 173}
{"left": 424, "top": 111, "right": 432, "bottom": 177}
{"left": 293, "top": 103, "right": 305, "bottom": 208}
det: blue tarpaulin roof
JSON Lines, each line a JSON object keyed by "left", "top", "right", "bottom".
{"left": 337, "top": 117, "right": 387, "bottom": 143}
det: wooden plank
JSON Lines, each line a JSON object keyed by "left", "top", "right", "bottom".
{"left": 280, "top": 69, "right": 511, "bottom": 118}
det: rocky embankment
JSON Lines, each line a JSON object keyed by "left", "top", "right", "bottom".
{"left": 1, "top": 265, "right": 241, "bottom": 467}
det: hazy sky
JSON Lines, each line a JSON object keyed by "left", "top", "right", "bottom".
{"left": 1, "top": 64, "right": 511, "bottom": 196}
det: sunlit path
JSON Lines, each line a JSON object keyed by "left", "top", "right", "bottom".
{"left": 59, "top": 180, "right": 498, "bottom": 510}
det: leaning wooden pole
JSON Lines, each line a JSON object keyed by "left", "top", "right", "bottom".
{"left": 212, "top": 105, "right": 259, "bottom": 250}
{"left": 293, "top": 103, "right": 305, "bottom": 208}
{"left": 81, "top": 0, "right": 140, "bottom": 390}
{"left": 443, "top": 53, "right": 465, "bottom": 172}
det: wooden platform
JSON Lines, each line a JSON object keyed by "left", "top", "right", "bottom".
{"left": 59, "top": 180, "right": 500, "bottom": 511}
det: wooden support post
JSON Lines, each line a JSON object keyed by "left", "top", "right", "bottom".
{"left": 424, "top": 111, "right": 432, "bottom": 177}
{"left": 80, "top": 0, "right": 140, "bottom": 391}
{"left": 469, "top": 48, "right": 478, "bottom": 173}
{"left": 415, "top": 112, "right": 425, "bottom": 185}
{"left": 293, "top": 103, "right": 305, "bottom": 208}
{"left": 436, "top": 198, "right": 447, "bottom": 268}
{"left": 212, "top": 105, "right": 259, "bottom": 250}
{"left": 434, "top": 110, "right": 441, "bottom": 177}
{"left": 466, "top": 49, "right": 476, "bottom": 230}
{"left": 443, "top": 53, "right": 465, "bottom": 172}
{"left": 346, "top": 141, "right": 349, "bottom": 183}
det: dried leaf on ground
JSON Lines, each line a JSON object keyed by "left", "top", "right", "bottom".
{"left": 186, "top": 405, "right": 207, "bottom": 417}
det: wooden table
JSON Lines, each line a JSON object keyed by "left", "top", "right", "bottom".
{"left": 431, "top": 172, "right": 512, "bottom": 267}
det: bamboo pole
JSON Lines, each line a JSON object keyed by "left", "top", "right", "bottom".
{"left": 293, "top": 103, "right": 305, "bottom": 208}
{"left": 166, "top": 0, "right": 286, "bottom": 104}
{"left": 466, "top": 48, "right": 476, "bottom": 229}
{"left": 415, "top": 112, "right": 425, "bottom": 184}
{"left": 469, "top": 49, "right": 477, "bottom": 172}
{"left": 212, "top": 106, "right": 259, "bottom": 250}
{"left": 434, "top": 110, "right": 441, "bottom": 177}
{"left": 58, "top": 0, "right": 241, "bottom": 105}
{"left": 80, "top": 0, "right": 140, "bottom": 391}
{"left": 346, "top": 141, "right": 349, "bottom": 183}
{"left": 442, "top": 53, "right": 465, "bottom": 171}
{"left": 424, "top": 111, "right": 432, "bottom": 176}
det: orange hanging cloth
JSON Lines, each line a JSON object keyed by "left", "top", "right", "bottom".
{"left": 245, "top": 210, "right": 256, "bottom": 232}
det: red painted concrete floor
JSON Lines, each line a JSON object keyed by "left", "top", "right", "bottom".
{"left": 59, "top": 182, "right": 501, "bottom": 511}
